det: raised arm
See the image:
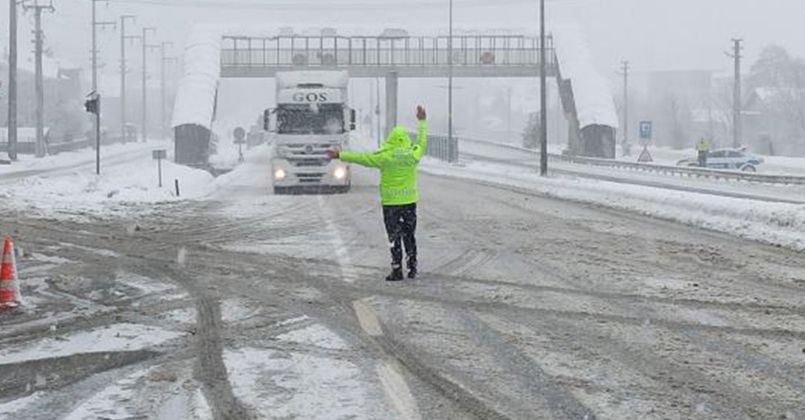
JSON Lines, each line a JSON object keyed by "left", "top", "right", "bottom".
{"left": 412, "top": 105, "right": 428, "bottom": 161}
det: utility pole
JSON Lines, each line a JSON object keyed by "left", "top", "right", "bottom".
{"left": 506, "top": 87, "right": 512, "bottom": 143}
{"left": 159, "top": 42, "right": 178, "bottom": 140}
{"left": 375, "top": 77, "right": 381, "bottom": 147}
{"left": 621, "top": 60, "right": 630, "bottom": 154}
{"left": 7, "top": 0, "right": 19, "bottom": 161}
{"left": 728, "top": 38, "right": 743, "bottom": 148}
{"left": 447, "top": 0, "right": 455, "bottom": 162}
{"left": 539, "top": 0, "right": 548, "bottom": 175}
{"left": 91, "top": 0, "right": 116, "bottom": 174}
{"left": 141, "top": 26, "right": 157, "bottom": 142}
{"left": 23, "top": 0, "right": 55, "bottom": 158}
{"left": 119, "top": 14, "right": 138, "bottom": 143}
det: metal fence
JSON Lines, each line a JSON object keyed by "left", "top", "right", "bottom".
{"left": 410, "top": 133, "right": 458, "bottom": 163}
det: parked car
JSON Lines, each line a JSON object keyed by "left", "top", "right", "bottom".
{"left": 379, "top": 28, "right": 408, "bottom": 39}
{"left": 677, "top": 148, "right": 764, "bottom": 172}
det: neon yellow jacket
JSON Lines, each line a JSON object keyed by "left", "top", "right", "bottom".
{"left": 340, "top": 121, "right": 428, "bottom": 205}
{"left": 696, "top": 139, "right": 710, "bottom": 152}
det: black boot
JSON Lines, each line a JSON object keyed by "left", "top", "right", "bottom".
{"left": 407, "top": 258, "right": 417, "bottom": 279}
{"left": 385, "top": 266, "right": 403, "bottom": 282}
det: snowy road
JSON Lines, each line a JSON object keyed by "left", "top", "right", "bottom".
{"left": 0, "top": 148, "right": 803, "bottom": 419}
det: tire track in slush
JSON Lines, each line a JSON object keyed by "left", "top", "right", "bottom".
{"left": 170, "top": 266, "right": 254, "bottom": 420}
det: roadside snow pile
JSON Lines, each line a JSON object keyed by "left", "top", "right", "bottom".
{"left": 421, "top": 159, "right": 805, "bottom": 251}
{"left": 0, "top": 143, "right": 216, "bottom": 217}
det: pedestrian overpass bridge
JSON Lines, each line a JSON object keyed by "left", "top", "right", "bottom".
{"left": 219, "top": 34, "right": 556, "bottom": 78}
{"left": 172, "top": 29, "right": 617, "bottom": 165}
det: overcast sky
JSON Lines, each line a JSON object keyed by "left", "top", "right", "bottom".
{"left": 1, "top": 0, "right": 803, "bottom": 78}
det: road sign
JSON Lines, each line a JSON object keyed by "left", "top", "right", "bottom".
{"left": 152, "top": 149, "right": 167, "bottom": 187}
{"left": 233, "top": 127, "right": 246, "bottom": 144}
{"left": 233, "top": 127, "right": 246, "bottom": 162}
{"left": 637, "top": 146, "right": 653, "bottom": 163}
{"left": 639, "top": 121, "right": 652, "bottom": 144}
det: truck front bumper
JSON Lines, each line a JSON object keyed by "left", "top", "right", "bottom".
{"left": 271, "top": 160, "right": 351, "bottom": 188}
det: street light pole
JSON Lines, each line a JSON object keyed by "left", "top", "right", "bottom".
{"left": 7, "top": 0, "right": 19, "bottom": 161}
{"left": 90, "top": 0, "right": 115, "bottom": 174}
{"left": 159, "top": 42, "right": 177, "bottom": 140}
{"left": 448, "top": 0, "right": 455, "bottom": 162}
{"left": 539, "top": 0, "right": 548, "bottom": 176}
{"left": 621, "top": 60, "right": 630, "bottom": 155}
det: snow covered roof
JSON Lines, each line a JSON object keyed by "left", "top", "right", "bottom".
{"left": 552, "top": 25, "right": 619, "bottom": 129}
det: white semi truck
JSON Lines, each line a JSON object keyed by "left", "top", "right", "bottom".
{"left": 264, "top": 71, "right": 355, "bottom": 194}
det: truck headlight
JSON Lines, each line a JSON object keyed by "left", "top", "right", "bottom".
{"left": 274, "top": 168, "right": 287, "bottom": 180}
{"left": 333, "top": 166, "right": 347, "bottom": 180}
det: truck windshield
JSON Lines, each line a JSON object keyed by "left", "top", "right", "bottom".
{"left": 277, "top": 104, "right": 344, "bottom": 135}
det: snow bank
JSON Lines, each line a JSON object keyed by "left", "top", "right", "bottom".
{"left": 0, "top": 142, "right": 216, "bottom": 218}
{"left": 421, "top": 159, "right": 805, "bottom": 251}
{"left": 553, "top": 24, "right": 619, "bottom": 129}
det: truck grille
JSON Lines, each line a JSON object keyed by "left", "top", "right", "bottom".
{"left": 291, "top": 158, "right": 327, "bottom": 167}
{"left": 296, "top": 173, "right": 326, "bottom": 183}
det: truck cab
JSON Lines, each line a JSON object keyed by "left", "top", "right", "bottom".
{"left": 265, "top": 71, "right": 355, "bottom": 194}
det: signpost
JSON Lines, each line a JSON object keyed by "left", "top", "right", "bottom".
{"left": 84, "top": 91, "right": 101, "bottom": 174}
{"left": 638, "top": 121, "right": 653, "bottom": 163}
{"left": 152, "top": 149, "right": 167, "bottom": 187}
{"left": 233, "top": 127, "right": 246, "bottom": 163}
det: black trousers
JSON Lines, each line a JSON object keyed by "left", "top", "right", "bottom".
{"left": 382, "top": 203, "right": 417, "bottom": 270}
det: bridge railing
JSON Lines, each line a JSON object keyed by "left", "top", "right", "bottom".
{"left": 221, "top": 35, "right": 554, "bottom": 70}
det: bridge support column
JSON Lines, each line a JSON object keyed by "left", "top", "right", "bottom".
{"left": 385, "top": 71, "right": 398, "bottom": 136}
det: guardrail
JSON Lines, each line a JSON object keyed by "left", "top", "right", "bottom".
{"left": 0, "top": 136, "right": 127, "bottom": 156}
{"left": 458, "top": 137, "right": 805, "bottom": 186}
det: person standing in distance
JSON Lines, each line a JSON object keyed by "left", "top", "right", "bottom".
{"left": 326, "top": 106, "right": 428, "bottom": 281}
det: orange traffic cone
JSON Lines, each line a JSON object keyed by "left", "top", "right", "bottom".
{"left": 0, "top": 236, "right": 21, "bottom": 307}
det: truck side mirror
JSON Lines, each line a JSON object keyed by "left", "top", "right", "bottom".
{"left": 350, "top": 109, "right": 357, "bottom": 131}
{"left": 263, "top": 108, "right": 275, "bottom": 132}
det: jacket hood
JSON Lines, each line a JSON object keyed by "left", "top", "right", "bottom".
{"left": 382, "top": 126, "right": 412, "bottom": 149}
